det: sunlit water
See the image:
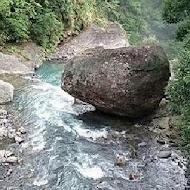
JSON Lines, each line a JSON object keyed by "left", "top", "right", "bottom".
{"left": 1, "top": 62, "right": 187, "bottom": 190}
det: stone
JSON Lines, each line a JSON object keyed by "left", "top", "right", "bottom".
{"left": 18, "top": 127, "right": 26, "bottom": 134}
{"left": 129, "top": 173, "right": 138, "bottom": 180}
{"left": 4, "top": 151, "right": 13, "bottom": 158}
{"left": 0, "top": 109, "right": 8, "bottom": 119}
{"left": 0, "top": 80, "right": 14, "bottom": 104}
{"left": 157, "top": 138, "right": 166, "bottom": 145}
{"left": 115, "top": 155, "right": 127, "bottom": 167}
{"left": 6, "top": 169, "right": 13, "bottom": 177}
{"left": 6, "top": 156, "right": 18, "bottom": 163}
{"left": 62, "top": 46, "right": 170, "bottom": 118}
{"left": 154, "top": 117, "right": 170, "bottom": 130}
{"left": 0, "top": 150, "right": 14, "bottom": 163}
{"left": 158, "top": 150, "right": 171, "bottom": 159}
{"left": 0, "top": 150, "right": 6, "bottom": 158}
{"left": 50, "top": 21, "right": 129, "bottom": 62}
{"left": 15, "top": 135, "right": 24, "bottom": 144}
{"left": 138, "top": 141, "right": 147, "bottom": 147}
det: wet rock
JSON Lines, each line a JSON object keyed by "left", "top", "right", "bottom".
{"left": 0, "top": 150, "right": 14, "bottom": 163}
{"left": 16, "top": 131, "right": 21, "bottom": 136}
{"left": 62, "top": 46, "right": 170, "bottom": 118}
{"left": 15, "top": 135, "right": 24, "bottom": 144}
{"left": 0, "top": 150, "right": 6, "bottom": 158}
{"left": 6, "top": 156, "right": 18, "bottom": 163}
{"left": 156, "top": 137, "right": 166, "bottom": 145}
{"left": 154, "top": 117, "right": 170, "bottom": 130}
{"left": 4, "top": 150, "right": 14, "bottom": 158}
{"left": 0, "top": 109, "right": 8, "bottom": 119}
{"left": 158, "top": 150, "right": 171, "bottom": 159}
{"left": 129, "top": 173, "right": 138, "bottom": 180}
{"left": 0, "top": 80, "right": 14, "bottom": 104}
{"left": 18, "top": 127, "right": 26, "bottom": 134}
{"left": 115, "top": 155, "right": 127, "bottom": 167}
{"left": 138, "top": 141, "right": 147, "bottom": 147}
{"left": 6, "top": 168, "right": 13, "bottom": 177}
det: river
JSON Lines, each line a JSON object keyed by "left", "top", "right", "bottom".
{"left": 0, "top": 62, "right": 187, "bottom": 190}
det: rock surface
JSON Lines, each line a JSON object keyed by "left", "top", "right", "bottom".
{"left": 158, "top": 150, "right": 172, "bottom": 159}
{"left": 50, "top": 22, "right": 129, "bottom": 62}
{"left": 0, "top": 52, "right": 30, "bottom": 75}
{"left": 62, "top": 46, "right": 170, "bottom": 118}
{"left": 115, "top": 155, "right": 127, "bottom": 167}
{"left": 0, "top": 80, "right": 14, "bottom": 104}
{"left": 0, "top": 42, "right": 45, "bottom": 75}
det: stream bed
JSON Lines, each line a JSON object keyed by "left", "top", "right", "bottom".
{"left": 0, "top": 62, "right": 188, "bottom": 190}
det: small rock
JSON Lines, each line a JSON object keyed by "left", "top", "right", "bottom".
{"left": 6, "top": 156, "right": 18, "bottom": 163}
{"left": 115, "top": 155, "right": 127, "bottom": 167}
{"left": 129, "top": 173, "right": 138, "bottom": 180}
{"left": 0, "top": 80, "right": 14, "bottom": 104}
{"left": 6, "top": 169, "right": 13, "bottom": 177}
{"left": 0, "top": 110, "right": 7, "bottom": 119}
{"left": 15, "top": 136, "right": 24, "bottom": 144}
{"left": 18, "top": 127, "right": 26, "bottom": 134}
{"left": 158, "top": 150, "right": 171, "bottom": 159}
{"left": 157, "top": 138, "right": 166, "bottom": 145}
{"left": 138, "top": 142, "right": 147, "bottom": 147}
{"left": 16, "top": 131, "right": 21, "bottom": 136}
{"left": 4, "top": 150, "right": 13, "bottom": 158}
{"left": 0, "top": 150, "right": 6, "bottom": 158}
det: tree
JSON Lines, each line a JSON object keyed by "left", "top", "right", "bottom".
{"left": 163, "top": 0, "right": 190, "bottom": 43}
{"left": 163, "top": 0, "right": 190, "bottom": 153}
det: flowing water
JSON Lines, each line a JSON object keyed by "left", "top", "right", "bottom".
{"left": 0, "top": 62, "right": 187, "bottom": 190}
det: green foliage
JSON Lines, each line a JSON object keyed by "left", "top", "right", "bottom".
{"left": 167, "top": 50, "right": 190, "bottom": 153}
{"left": 162, "top": 0, "right": 190, "bottom": 24}
{"left": 163, "top": 0, "right": 190, "bottom": 154}
{"left": 31, "top": 12, "right": 63, "bottom": 49}
{"left": 167, "top": 50, "right": 190, "bottom": 113}
{"left": 176, "top": 21, "right": 190, "bottom": 41}
{"left": 0, "top": 0, "right": 118, "bottom": 48}
{"left": 110, "top": 0, "right": 177, "bottom": 58}
{"left": 181, "top": 108, "right": 190, "bottom": 154}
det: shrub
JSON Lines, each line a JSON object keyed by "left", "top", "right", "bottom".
{"left": 167, "top": 49, "right": 190, "bottom": 153}
{"left": 31, "top": 12, "right": 63, "bottom": 49}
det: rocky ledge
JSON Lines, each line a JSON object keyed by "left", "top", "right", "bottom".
{"left": 0, "top": 42, "right": 45, "bottom": 75}
{"left": 50, "top": 21, "right": 129, "bottom": 62}
{"left": 62, "top": 45, "right": 170, "bottom": 118}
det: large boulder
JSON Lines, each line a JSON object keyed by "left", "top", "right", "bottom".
{"left": 50, "top": 22, "right": 129, "bottom": 62}
{"left": 0, "top": 80, "right": 14, "bottom": 104}
{"left": 62, "top": 46, "right": 170, "bottom": 118}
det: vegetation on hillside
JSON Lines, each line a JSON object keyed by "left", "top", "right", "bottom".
{"left": 0, "top": 0, "right": 118, "bottom": 49}
{"left": 163, "top": 0, "right": 190, "bottom": 154}
{"left": 110, "top": 0, "right": 177, "bottom": 59}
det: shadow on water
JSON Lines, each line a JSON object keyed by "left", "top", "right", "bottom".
{"left": 75, "top": 109, "right": 155, "bottom": 131}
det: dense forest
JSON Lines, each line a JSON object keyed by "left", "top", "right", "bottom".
{"left": 0, "top": 0, "right": 189, "bottom": 154}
